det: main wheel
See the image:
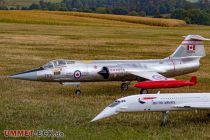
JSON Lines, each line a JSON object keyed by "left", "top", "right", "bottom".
{"left": 140, "top": 89, "right": 148, "bottom": 94}
{"left": 75, "top": 89, "right": 81, "bottom": 95}
{"left": 121, "top": 83, "right": 128, "bottom": 91}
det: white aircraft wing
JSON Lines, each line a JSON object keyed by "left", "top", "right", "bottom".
{"left": 127, "top": 71, "right": 174, "bottom": 81}
{"left": 174, "top": 102, "right": 210, "bottom": 109}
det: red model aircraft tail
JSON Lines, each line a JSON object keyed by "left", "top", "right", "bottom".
{"left": 190, "top": 76, "right": 197, "bottom": 86}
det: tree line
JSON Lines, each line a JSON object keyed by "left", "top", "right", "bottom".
{"left": 0, "top": 0, "right": 210, "bottom": 25}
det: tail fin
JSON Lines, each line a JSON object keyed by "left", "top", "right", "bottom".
{"left": 190, "top": 76, "right": 197, "bottom": 86}
{"left": 170, "top": 35, "right": 210, "bottom": 58}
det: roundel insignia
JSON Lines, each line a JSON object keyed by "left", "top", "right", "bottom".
{"left": 74, "top": 70, "right": 81, "bottom": 79}
{"left": 152, "top": 75, "right": 167, "bottom": 80}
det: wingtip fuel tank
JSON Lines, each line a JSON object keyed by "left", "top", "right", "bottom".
{"left": 134, "top": 76, "right": 197, "bottom": 89}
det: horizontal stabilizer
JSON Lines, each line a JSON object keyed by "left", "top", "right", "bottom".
{"left": 183, "top": 35, "right": 210, "bottom": 41}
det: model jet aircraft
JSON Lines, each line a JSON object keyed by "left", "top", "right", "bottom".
{"left": 91, "top": 92, "right": 210, "bottom": 126}
{"left": 10, "top": 35, "right": 210, "bottom": 94}
{"left": 134, "top": 76, "right": 197, "bottom": 93}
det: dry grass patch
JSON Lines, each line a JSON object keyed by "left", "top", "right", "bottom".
{"left": 51, "top": 11, "right": 187, "bottom": 27}
{"left": 0, "top": 10, "right": 186, "bottom": 27}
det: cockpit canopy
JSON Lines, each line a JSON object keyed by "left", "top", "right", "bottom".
{"left": 42, "top": 60, "right": 75, "bottom": 69}
{"left": 108, "top": 99, "right": 126, "bottom": 107}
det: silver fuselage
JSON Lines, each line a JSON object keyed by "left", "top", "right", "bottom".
{"left": 36, "top": 57, "right": 200, "bottom": 83}
{"left": 10, "top": 35, "right": 209, "bottom": 85}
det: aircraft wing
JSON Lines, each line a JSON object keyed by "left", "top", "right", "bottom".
{"left": 174, "top": 102, "right": 210, "bottom": 109}
{"left": 127, "top": 71, "right": 174, "bottom": 81}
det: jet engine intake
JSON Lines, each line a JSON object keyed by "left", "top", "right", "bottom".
{"left": 98, "top": 67, "right": 109, "bottom": 79}
{"left": 98, "top": 66, "right": 126, "bottom": 80}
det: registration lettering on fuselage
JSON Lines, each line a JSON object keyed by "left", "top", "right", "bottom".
{"left": 152, "top": 101, "right": 175, "bottom": 105}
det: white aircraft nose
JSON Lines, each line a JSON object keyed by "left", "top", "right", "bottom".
{"left": 10, "top": 71, "right": 37, "bottom": 80}
{"left": 91, "top": 107, "right": 118, "bottom": 122}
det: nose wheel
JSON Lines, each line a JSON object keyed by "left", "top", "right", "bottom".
{"left": 140, "top": 89, "right": 148, "bottom": 94}
{"left": 75, "top": 84, "right": 81, "bottom": 95}
{"left": 75, "top": 89, "right": 81, "bottom": 95}
{"left": 121, "top": 83, "right": 129, "bottom": 91}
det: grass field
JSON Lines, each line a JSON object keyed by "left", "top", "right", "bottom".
{"left": 0, "top": 11, "right": 210, "bottom": 140}
{"left": 55, "top": 12, "right": 186, "bottom": 27}
{"left": 0, "top": 11, "right": 186, "bottom": 27}
{"left": 4, "top": 0, "right": 61, "bottom": 7}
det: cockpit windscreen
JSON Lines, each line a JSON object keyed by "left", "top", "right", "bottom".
{"left": 42, "top": 60, "right": 75, "bottom": 69}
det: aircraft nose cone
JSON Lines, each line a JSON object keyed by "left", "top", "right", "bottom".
{"left": 9, "top": 71, "right": 37, "bottom": 81}
{"left": 91, "top": 107, "right": 118, "bottom": 122}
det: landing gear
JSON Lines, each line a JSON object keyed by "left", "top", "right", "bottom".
{"left": 75, "top": 89, "right": 81, "bottom": 95}
{"left": 140, "top": 89, "right": 148, "bottom": 94}
{"left": 75, "top": 84, "right": 81, "bottom": 95}
{"left": 61, "top": 82, "right": 81, "bottom": 95}
{"left": 121, "top": 83, "right": 129, "bottom": 91}
{"left": 161, "top": 111, "right": 170, "bottom": 127}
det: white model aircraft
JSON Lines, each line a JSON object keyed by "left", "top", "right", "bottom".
{"left": 91, "top": 92, "right": 210, "bottom": 126}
